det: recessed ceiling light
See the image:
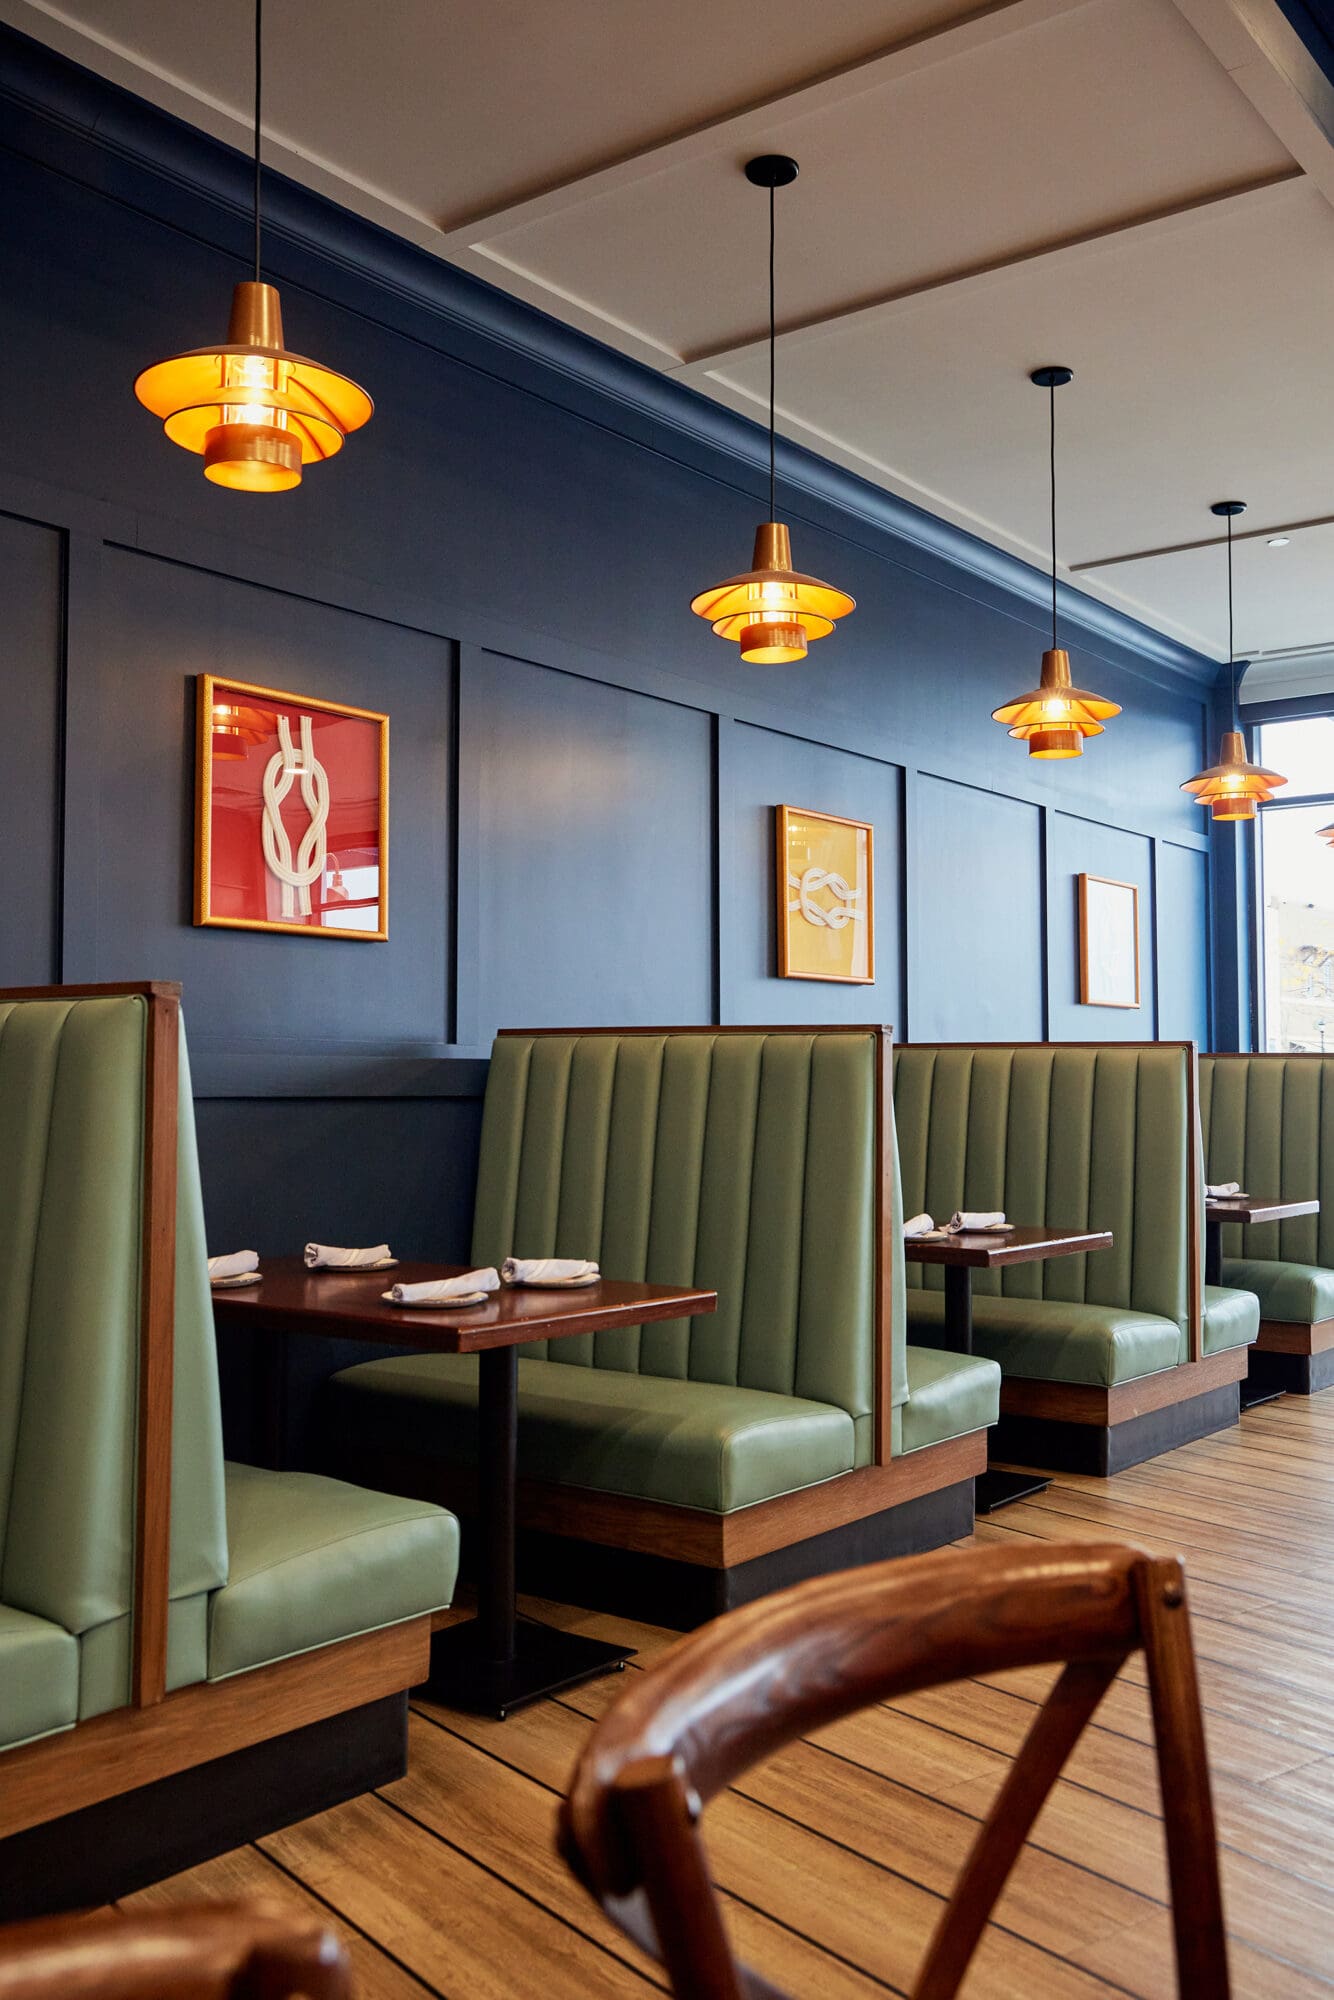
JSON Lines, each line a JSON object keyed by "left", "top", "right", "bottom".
{"left": 1268, "top": 535, "right": 1291, "bottom": 548}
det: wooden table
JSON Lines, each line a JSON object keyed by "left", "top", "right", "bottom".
{"left": 904, "top": 1225, "right": 1113, "bottom": 1514}
{"left": 211, "top": 1259, "right": 717, "bottom": 1717}
{"left": 1204, "top": 1195, "right": 1319, "bottom": 1286}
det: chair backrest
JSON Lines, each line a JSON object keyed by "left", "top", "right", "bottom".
{"left": 893, "top": 1044, "right": 1196, "bottom": 1340}
{"left": 470, "top": 1029, "right": 904, "bottom": 1464}
{"left": 0, "top": 987, "right": 227, "bottom": 1712}
{"left": 1201, "top": 1054, "right": 1333, "bottom": 1265}
{"left": 0, "top": 1902, "right": 350, "bottom": 1999}
{"left": 560, "top": 1540, "right": 1229, "bottom": 2000}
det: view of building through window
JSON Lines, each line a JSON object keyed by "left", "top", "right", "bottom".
{"left": 1258, "top": 718, "right": 1334, "bottom": 1050}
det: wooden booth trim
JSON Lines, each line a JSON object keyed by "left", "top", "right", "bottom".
{"left": 353, "top": 1433, "right": 980, "bottom": 1572}
{"left": 0, "top": 1619, "right": 430, "bottom": 1844}
{"left": 1258, "top": 1316, "right": 1334, "bottom": 1357}
{"left": 998, "top": 1345, "right": 1248, "bottom": 1428}
{"left": 496, "top": 1022, "right": 900, "bottom": 1466}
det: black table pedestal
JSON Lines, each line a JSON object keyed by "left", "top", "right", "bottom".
{"left": 1205, "top": 1219, "right": 1223, "bottom": 1288}
{"left": 423, "top": 1345, "right": 635, "bottom": 1718}
{"left": 941, "top": 1264, "right": 1050, "bottom": 1516}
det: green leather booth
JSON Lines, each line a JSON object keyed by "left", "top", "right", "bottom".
{"left": 0, "top": 992, "right": 459, "bottom": 1759}
{"left": 893, "top": 1044, "right": 1258, "bottom": 1398}
{"left": 1201, "top": 1053, "right": 1334, "bottom": 1385}
{"left": 329, "top": 1029, "right": 999, "bottom": 1525}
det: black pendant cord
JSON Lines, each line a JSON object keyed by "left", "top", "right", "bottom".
{"left": 1048, "top": 378, "right": 1058, "bottom": 651}
{"left": 1227, "top": 511, "right": 1237, "bottom": 722}
{"left": 253, "top": 0, "right": 263, "bottom": 283}
{"left": 768, "top": 182, "right": 776, "bottom": 525}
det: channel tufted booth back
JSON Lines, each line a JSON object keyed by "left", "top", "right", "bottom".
{"left": 1200, "top": 1054, "right": 1334, "bottom": 1265}
{"left": 0, "top": 995, "right": 227, "bottom": 1714}
{"left": 893, "top": 1044, "right": 1193, "bottom": 1334}
{"left": 471, "top": 1031, "right": 898, "bottom": 1463}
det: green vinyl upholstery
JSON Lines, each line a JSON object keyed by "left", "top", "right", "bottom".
{"left": 1201, "top": 1055, "right": 1334, "bottom": 1324}
{"left": 0, "top": 989, "right": 458, "bottom": 1763}
{"left": 894, "top": 1043, "right": 1257, "bottom": 1388}
{"left": 330, "top": 1029, "right": 998, "bottom": 1519}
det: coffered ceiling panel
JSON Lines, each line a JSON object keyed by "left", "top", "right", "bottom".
{"left": 477, "top": 0, "right": 1292, "bottom": 361}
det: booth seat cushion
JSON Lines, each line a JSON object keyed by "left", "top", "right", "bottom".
{"left": 328, "top": 1355, "right": 856, "bottom": 1514}
{"left": 206, "top": 1464, "right": 459, "bottom": 1683}
{"left": 0, "top": 1602, "right": 78, "bottom": 1751}
{"left": 1220, "top": 1258, "right": 1334, "bottom": 1327}
{"left": 904, "top": 1289, "right": 1183, "bottom": 1388}
{"left": 1202, "top": 1283, "right": 1261, "bottom": 1353}
{"left": 896, "top": 1347, "right": 1000, "bottom": 1454}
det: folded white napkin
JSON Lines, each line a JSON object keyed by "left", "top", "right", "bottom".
{"left": 902, "top": 1214, "right": 935, "bottom": 1239}
{"left": 207, "top": 1250, "right": 259, "bottom": 1281}
{"left": 947, "top": 1211, "right": 1006, "bottom": 1233}
{"left": 1206, "top": 1182, "right": 1241, "bottom": 1198}
{"left": 305, "top": 1242, "right": 393, "bottom": 1269}
{"left": 389, "top": 1268, "right": 500, "bottom": 1305}
{"left": 502, "top": 1256, "right": 600, "bottom": 1284}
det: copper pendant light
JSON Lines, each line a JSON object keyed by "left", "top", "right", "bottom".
{"left": 992, "top": 367, "right": 1120, "bottom": 758}
{"left": 134, "top": 0, "right": 372, "bottom": 491}
{"left": 1181, "top": 503, "right": 1286, "bottom": 822}
{"left": 690, "top": 156, "right": 853, "bottom": 663}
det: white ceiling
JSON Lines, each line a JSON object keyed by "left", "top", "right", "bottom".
{"left": 6, "top": 0, "right": 1334, "bottom": 666}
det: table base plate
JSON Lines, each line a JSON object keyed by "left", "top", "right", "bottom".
{"left": 423, "top": 1618, "right": 635, "bottom": 1718}
{"left": 976, "top": 1468, "right": 1050, "bottom": 1514}
{"left": 1240, "top": 1383, "right": 1286, "bottom": 1411}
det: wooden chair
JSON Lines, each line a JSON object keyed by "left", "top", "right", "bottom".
{"left": 560, "top": 1539, "right": 1230, "bottom": 1999}
{"left": 0, "top": 1902, "right": 349, "bottom": 1997}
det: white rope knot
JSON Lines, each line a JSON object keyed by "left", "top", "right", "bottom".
{"left": 788, "top": 866, "right": 864, "bottom": 931}
{"left": 262, "top": 714, "right": 330, "bottom": 920}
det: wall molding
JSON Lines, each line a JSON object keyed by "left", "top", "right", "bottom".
{"left": 0, "top": 19, "right": 1220, "bottom": 700}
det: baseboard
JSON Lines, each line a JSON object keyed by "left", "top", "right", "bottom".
{"left": 991, "top": 1379, "right": 1241, "bottom": 1477}
{"left": 0, "top": 1693, "right": 407, "bottom": 1922}
{"left": 1247, "top": 1345, "right": 1334, "bottom": 1397}
{"left": 500, "top": 1479, "right": 977, "bottom": 1628}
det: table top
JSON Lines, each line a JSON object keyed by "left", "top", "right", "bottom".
{"left": 1205, "top": 1195, "right": 1320, "bottom": 1225}
{"left": 903, "top": 1225, "right": 1113, "bottom": 1270}
{"left": 209, "top": 1258, "right": 718, "bottom": 1354}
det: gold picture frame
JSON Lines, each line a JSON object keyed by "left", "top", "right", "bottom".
{"left": 195, "top": 673, "right": 389, "bottom": 940}
{"left": 1078, "top": 873, "right": 1141, "bottom": 1008}
{"left": 776, "top": 804, "right": 874, "bottom": 983}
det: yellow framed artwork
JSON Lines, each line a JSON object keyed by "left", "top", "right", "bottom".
{"left": 776, "top": 804, "right": 874, "bottom": 983}
{"left": 195, "top": 674, "right": 389, "bottom": 940}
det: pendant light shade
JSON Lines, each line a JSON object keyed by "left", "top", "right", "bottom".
{"left": 992, "top": 367, "right": 1119, "bottom": 758}
{"left": 1181, "top": 503, "right": 1286, "bottom": 823}
{"left": 134, "top": 0, "right": 371, "bottom": 490}
{"left": 690, "top": 157, "right": 853, "bottom": 662}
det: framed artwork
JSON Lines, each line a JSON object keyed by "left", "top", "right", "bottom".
{"left": 1078, "top": 873, "right": 1140, "bottom": 1008}
{"left": 195, "top": 674, "right": 389, "bottom": 939}
{"left": 776, "top": 804, "right": 874, "bottom": 983}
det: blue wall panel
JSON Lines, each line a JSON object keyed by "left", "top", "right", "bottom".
{"left": 0, "top": 512, "right": 62, "bottom": 986}
{"left": 912, "top": 778, "right": 1045, "bottom": 1040}
{"left": 1047, "top": 813, "right": 1154, "bottom": 1041}
{"left": 1156, "top": 840, "right": 1212, "bottom": 1047}
{"left": 464, "top": 651, "right": 714, "bottom": 1035}
{"left": 724, "top": 723, "right": 903, "bottom": 1027}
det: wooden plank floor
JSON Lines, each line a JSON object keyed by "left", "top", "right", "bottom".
{"left": 124, "top": 1394, "right": 1334, "bottom": 1996}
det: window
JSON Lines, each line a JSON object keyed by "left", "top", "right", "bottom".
{"left": 1257, "top": 717, "right": 1334, "bottom": 1050}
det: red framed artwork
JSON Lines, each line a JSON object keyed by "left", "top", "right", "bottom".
{"left": 195, "top": 674, "right": 389, "bottom": 939}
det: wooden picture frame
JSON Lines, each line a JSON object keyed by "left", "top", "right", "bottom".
{"left": 1078, "top": 873, "right": 1141, "bottom": 1008}
{"left": 776, "top": 804, "right": 874, "bottom": 984}
{"left": 195, "top": 674, "right": 389, "bottom": 940}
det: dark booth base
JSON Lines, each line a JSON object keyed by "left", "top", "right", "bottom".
{"left": 0, "top": 1693, "right": 407, "bottom": 1922}
{"left": 502, "top": 1478, "right": 977, "bottom": 1631}
{"left": 991, "top": 1381, "right": 1241, "bottom": 1479}
{"left": 1246, "top": 1346, "right": 1334, "bottom": 1400}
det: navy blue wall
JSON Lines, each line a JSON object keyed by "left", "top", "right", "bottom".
{"left": 0, "top": 29, "right": 1223, "bottom": 1293}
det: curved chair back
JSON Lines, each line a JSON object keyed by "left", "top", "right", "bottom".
{"left": 0, "top": 1901, "right": 350, "bottom": 1998}
{"left": 560, "top": 1540, "right": 1229, "bottom": 1999}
